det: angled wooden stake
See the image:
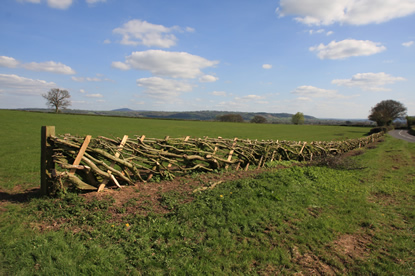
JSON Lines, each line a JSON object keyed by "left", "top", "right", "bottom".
{"left": 69, "top": 135, "right": 92, "bottom": 175}
{"left": 225, "top": 138, "right": 238, "bottom": 170}
{"left": 299, "top": 142, "right": 307, "bottom": 155}
{"left": 98, "top": 135, "right": 128, "bottom": 192}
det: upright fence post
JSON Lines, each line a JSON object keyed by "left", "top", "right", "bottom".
{"left": 41, "top": 126, "right": 55, "bottom": 196}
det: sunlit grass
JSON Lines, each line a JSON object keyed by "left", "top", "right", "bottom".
{"left": 0, "top": 109, "right": 369, "bottom": 189}
{"left": 1, "top": 110, "right": 414, "bottom": 274}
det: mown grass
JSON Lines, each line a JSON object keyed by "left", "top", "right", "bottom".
{"left": 1, "top": 132, "right": 414, "bottom": 274}
{"left": 0, "top": 109, "right": 369, "bottom": 189}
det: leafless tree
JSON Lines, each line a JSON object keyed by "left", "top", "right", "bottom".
{"left": 42, "top": 88, "right": 71, "bottom": 113}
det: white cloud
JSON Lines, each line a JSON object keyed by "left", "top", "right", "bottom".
{"left": 310, "top": 39, "right": 386, "bottom": 60}
{"left": 0, "top": 56, "right": 20, "bottom": 68}
{"left": 47, "top": 0, "right": 73, "bottom": 9}
{"left": 113, "top": 50, "right": 219, "bottom": 79}
{"left": 17, "top": 0, "right": 41, "bottom": 3}
{"left": 236, "top": 95, "right": 265, "bottom": 101}
{"left": 297, "top": 97, "right": 312, "bottom": 101}
{"left": 72, "top": 76, "right": 103, "bottom": 82}
{"left": 262, "top": 64, "right": 272, "bottom": 69}
{"left": 185, "top": 27, "right": 195, "bottom": 33}
{"left": 111, "top": 61, "right": 130, "bottom": 71}
{"left": 332, "top": 72, "right": 406, "bottom": 91}
{"left": 212, "top": 91, "right": 227, "bottom": 96}
{"left": 19, "top": 0, "right": 105, "bottom": 8}
{"left": 86, "top": 0, "right": 105, "bottom": 4}
{"left": 308, "top": 29, "right": 325, "bottom": 35}
{"left": 402, "top": 41, "right": 414, "bottom": 47}
{"left": 113, "top": 19, "right": 194, "bottom": 48}
{"left": 103, "top": 39, "right": 111, "bottom": 44}
{"left": 291, "top": 85, "right": 339, "bottom": 98}
{"left": 216, "top": 94, "right": 266, "bottom": 110}
{"left": 23, "top": 61, "right": 76, "bottom": 74}
{"left": 0, "top": 73, "right": 56, "bottom": 95}
{"left": 85, "top": 93, "right": 103, "bottom": 98}
{"left": 308, "top": 29, "right": 333, "bottom": 35}
{"left": 277, "top": 0, "right": 415, "bottom": 26}
{"left": 0, "top": 56, "right": 75, "bottom": 74}
{"left": 199, "top": 75, "right": 218, "bottom": 82}
{"left": 79, "top": 89, "right": 86, "bottom": 93}
{"left": 137, "top": 77, "right": 193, "bottom": 99}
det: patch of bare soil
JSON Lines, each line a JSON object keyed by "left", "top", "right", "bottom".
{"left": 291, "top": 246, "right": 337, "bottom": 275}
{"left": 291, "top": 232, "right": 372, "bottom": 275}
{"left": 331, "top": 233, "right": 372, "bottom": 261}
{"left": 81, "top": 168, "right": 276, "bottom": 221}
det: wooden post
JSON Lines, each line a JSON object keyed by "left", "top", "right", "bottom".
{"left": 41, "top": 126, "right": 55, "bottom": 196}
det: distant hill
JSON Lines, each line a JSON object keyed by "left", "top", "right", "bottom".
{"left": 14, "top": 108, "right": 373, "bottom": 126}
{"left": 107, "top": 110, "right": 317, "bottom": 123}
{"left": 112, "top": 108, "right": 135, "bottom": 112}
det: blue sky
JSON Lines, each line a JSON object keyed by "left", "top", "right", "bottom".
{"left": 1, "top": 0, "right": 414, "bottom": 119}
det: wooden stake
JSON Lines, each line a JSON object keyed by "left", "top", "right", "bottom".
{"left": 69, "top": 135, "right": 92, "bottom": 175}
{"left": 98, "top": 135, "right": 128, "bottom": 192}
{"left": 225, "top": 138, "right": 238, "bottom": 170}
{"left": 299, "top": 142, "right": 307, "bottom": 155}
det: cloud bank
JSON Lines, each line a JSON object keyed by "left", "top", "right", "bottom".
{"left": 277, "top": 0, "right": 415, "bottom": 25}
{"left": 332, "top": 72, "right": 406, "bottom": 91}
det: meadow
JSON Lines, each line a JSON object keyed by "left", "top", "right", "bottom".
{"left": 0, "top": 110, "right": 414, "bottom": 274}
{"left": 0, "top": 110, "right": 369, "bottom": 189}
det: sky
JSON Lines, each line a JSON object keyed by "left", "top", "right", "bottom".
{"left": 1, "top": 0, "right": 414, "bottom": 119}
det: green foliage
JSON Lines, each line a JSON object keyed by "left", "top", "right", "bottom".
{"left": 292, "top": 112, "right": 305, "bottom": 125}
{"left": 407, "top": 116, "right": 415, "bottom": 129}
{"left": 250, "top": 115, "right": 267, "bottom": 124}
{"left": 2, "top": 110, "right": 414, "bottom": 274}
{"left": 368, "top": 99, "right": 407, "bottom": 126}
{"left": 216, "top": 113, "right": 244, "bottom": 123}
{"left": 1, "top": 136, "right": 415, "bottom": 274}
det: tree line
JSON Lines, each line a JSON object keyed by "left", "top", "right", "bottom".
{"left": 42, "top": 88, "right": 411, "bottom": 129}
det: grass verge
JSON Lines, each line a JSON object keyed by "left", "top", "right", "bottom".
{"left": 1, "top": 135, "right": 414, "bottom": 274}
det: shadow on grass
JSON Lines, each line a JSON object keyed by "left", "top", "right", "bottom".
{"left": 0, "top": 188, "right": 42, "bottom": 204}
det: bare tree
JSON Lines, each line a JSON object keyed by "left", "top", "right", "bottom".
{"left": 368, "top": 100, "right": 406, "bottom": 126}
{"left": 42, "top": 88, "right": 71, "bottom": 113}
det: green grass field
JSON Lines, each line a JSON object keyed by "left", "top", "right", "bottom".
{"left": 0, "top": 110, "right": 369, "bottom": 189}
{"left": 1, "top": 110, "right": 414, "bottom": 274}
